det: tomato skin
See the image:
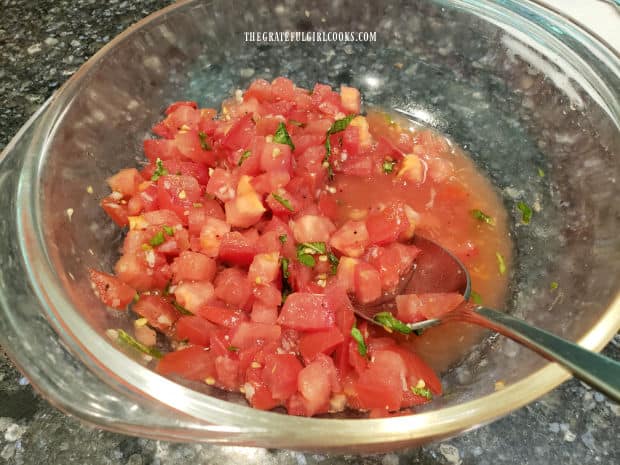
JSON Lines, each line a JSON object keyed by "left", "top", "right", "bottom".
{"left": 395, "top": 293, "right": 464, "bottom": 323}
{"left": 165, "top": 100, "right": 198, "bottom": 115}
{"left": 175, "top": 316, "right": 216, "bottom": 346}
{"left": 101, "top": 196, "right": 129, "bottom": 227}
{"left": 222, "top": 113, "right": 255, "bottom": 151}
{"left": 143, "top": 139, "right": 181, "bottom": 161}
{"left": 196, "top": 305, "right": 246, "bottom": 327}
{"left": 133, "top": 295, "right": 180, "bottom": 332}
{"left": 157, "top": 346, "right": 215, "bottom": 381}
{"left": 277, "top": 293, "right": 336, "bottom": 331}
{"left": 171, "top": 251, "right": 217, "bottom": 283}
{"left": 355, "top": 350, "right": 406, "bottom": 411}
{"left": 299, "top": 326, "right": 345, "bottom": 364}
{"left": 88, "top": 269, "right": 136, "bottom": 310}
{"left": 263, "top": 353, "right": 303, "bottom": 401}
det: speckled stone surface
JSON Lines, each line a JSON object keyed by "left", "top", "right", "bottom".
{"left": 0, "top": 1, "right": 619, "bottom": 464}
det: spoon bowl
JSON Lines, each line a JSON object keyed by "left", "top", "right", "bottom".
{"left": 354, "top": 236, "right": 620, "bottom": 401}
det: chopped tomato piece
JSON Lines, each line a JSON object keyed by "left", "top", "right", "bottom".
{"left": 88, "top": 269, "right": 136, "bottom": 310}
{"left": 277, "top": 293, "right": 335, "bottom": 331}
{"left": 157, "top": 346, "right": 215, "bottom": 381}
{"left": 133, "top": 295, "right": 180, "bottom": 332}
{"left": 395, "top": 293, "right": 464, "bottom": 323}
{"left": 299, "top": 327, "right": 345, "bottom": 364}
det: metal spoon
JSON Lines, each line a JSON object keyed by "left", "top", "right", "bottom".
{"left": 355, "top": 236, "right": 620, "bottom": 401}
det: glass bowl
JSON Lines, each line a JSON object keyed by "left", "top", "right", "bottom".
{"left": 0, "top": 0, "right": 618, "bottom": 453}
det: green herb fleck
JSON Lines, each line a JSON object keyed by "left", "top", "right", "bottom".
{"left": 323, "top": 114, "right": 356, "bottom": 179}
{"left": 151, "top": 158, "right": 168, "bottom": 181}
{"left": 373, "top": 312, "right": 413, "bottom": 334}
{"left": 198, "top": 131, "right": 211, "bottom": 150}
{"left": 537, "top": 167, "right": 545, "bottom": 178}
{"left": 238, "top": 150, "right": 251, "bottom": 166}
{"left": 162, "top": 225, "right": 175, "bottom": 236}
{"left": 413, "top": 328, "right": 426, "bottom": 336}
{"left": 350, "top": 325, "right": 367, "bottom": 357}
{"left": 328, "top": 252, "right": 339, "bottom": 275}
{"left": 162, "top": 281, "right": 172, "bottom": 296}
{"left": 382, "top": 159, "right": 396, "bottom": 174}
{"left": 149, "top": 231, "right": 165, "bottom": 247}
{"left": 470, "top": 290, "right": 483, "bottom": 305}
{"left": 496, "top": 252, "right": 507, "bottom": 275}
{"left": 132, "top": 293, "right": 140, "bottom": 304}
{"left": 550, "top": 281, "right": 559, "bottom": 290}
{"left": 410, "top": 385, "right": 433, "bottom": 400}
{"left": 117, "top": 329, "right": 162, "bottom": 359}
{"left": 273, "top": 122, "right": 295, "bottom": 150}
{"left": 272, "top": 192, "right": 294, "bottom": 212}
{"left": 296, "top": 242, "right": 327, "bottom": 268}
{"left": 279, "top": 234, "right": 287, "bottom": 244}
{"left": 471, "top": 209, "right": 495, "bottom": 225}
{"left": 289, "top": 120, "right": 305, "bottom": 127}
{"left": 281, "top": 257, "right": 290, "bottom": 279}
{"left": 227, "top": 346, "right": 240, "bottom": 352}
{"left": 517, "top": 201, "right": 532, "bottom": 224}
{"left": 171, "top": 301, "right": 193, "bottom": 315}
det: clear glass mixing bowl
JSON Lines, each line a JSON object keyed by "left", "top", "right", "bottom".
{"left": 0, "top": 0, "right": 618, "bottom": 453}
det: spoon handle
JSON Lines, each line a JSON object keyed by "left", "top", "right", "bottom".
{"left": 472, "top": 306, "right": 620, "bottom": 401}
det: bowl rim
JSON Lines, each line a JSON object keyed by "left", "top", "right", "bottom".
{"left": 7, "top": 0, "right": 620, "bottom": 448}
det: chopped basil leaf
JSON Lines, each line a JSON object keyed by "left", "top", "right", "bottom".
{"left": 327, "top": 114, "right": 356, "bottom": 135}
{"left": 281, "top": 257, "right": 290, "bottom": 279}
{"left": 297, "top": 254, "right": 316, "bottom": 267}
{"left": 162, "top": 225, "right": 175, "bottom": 236}
{"left": 496, "top": 252, "right": 507, "bottom": 275}
{"left": 410, "top": 386, "right": 433, "bottom": 400}
{"left": 227, "top": 346, "right": 240, "bottom": 352}
{"left": 297, "top": 242, "right": 327, "bottom": 255}
{"left": 323, "top": 114, "right": 356, "bottom": 179}
{"left": 272, "top": 192, "right": 294, "bottom": 212}
{"left": 117, "top": 329, "right": 162, "bottom": 359}
{"left": 328, "top": 252, "right": 339, "bottom": 275}
{"left": 413, "top": 328, "right": 425, "bottom": 336}
{"left": 373, "top": 312, "right": 412, "bottom": 334}
{"left": 132, "top": 293, "right": 140, "bottom": 304}
{"left": 537, "top": 167, "right": 545, "bottom": 178}
{"left": 198, "top": 131, "right": 211, "bottom": 150}
{"left": 350, "top": 325, "right": 367, "bottom": 357}
{"left": 274, "top": 122, "right": 295, "bottom": 150}
{"left": 382, "top": 159, "right": 396, "bottom": 174}
{"left": 471, "top": 209, "right": 495, "bottom": 225}
{"left": 149, "top": 231, "right": 165, "bottom": 247}
{"left": 238, "top": 150, "right": 251, "bottom": 166}
{"left": 470, "top": 290, "right": 483, "bottom": 305}
{"left": 279, "top": 234, "right": 288, "bottom": 244}
{"left": 171, "top": 300, "right": 193, "bottom": 315}
{"left": 162, "top": 281, "right": 172, "bottom": 296}
{"left": 550, "top": 281, "right": 559, "bottom": 290}
{"left": 517, "top": 201, "right": 532, "bottom": 224}
{"left": 151, "top": 158, "right": 168, "bottom": 181}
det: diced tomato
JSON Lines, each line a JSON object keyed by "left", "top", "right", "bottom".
{"left": 299, "top": 326, "right": 345, "bottom": 364}
{"left": 171, "top": 251, "right": 216, "bottom": 283}
{"left": 263, "top": 353, "right": 303, "bottom": 401}
{"left": 173, "top": 281, "right": 215, "bottom": 313}
{"left": 224, "top": 176, "right": 267, "bottom": 228}
{"left": 175, "top": 316, "right": 216, "bottom": 346}
{"left": 395, "top": 293, "right": 464, "bottom": 323}
{"left": 101, "top": 195, "right": 129, "bottom": 227}
{"left": 215, "top": 355, "right": 240, "bottom": 390}
{"left": 165, "top": 100, "right": 198, "bottom": 115}
{"left": 199, "top": 216, "right": 231, "bottom": 257}
{"left": 330, "top": 220, "right": 369, "bottom": 258}
{"left": 206, "top": 168, "right": 237, "bottom": 202}
{"left": 133, "top": 295, "right": 180, "bottom": 332}
{"left": 365, "top": 203, "right": 409, "bottom": 246}
{"left": 354, "top": 262, "right": 382, "bottom": 304}
{"left": 355, "top": 350, "right": 406, "bottom": 411}
{"left": 174, "top": 130, "right": 215, "bottom": 165}
{"left": 222, "top": 114, "right": 255, "bottom": 151}
{"left": 157, "top": 346, "right": 215, "bottom": 381}
{"left": 143, "top": 139, "right": 181, "bottom": 161}
{"left": 277, "top": 293, "right": 335, "bottom": 331}
{"left": 244, "top": 79, "right": 272, "bottom": 102}
{"left": 218, "top": 231, "right": 257, "bottom": 266}
{"left": 213, "top": 268, "right": 252, "bottom": 307}
{"left": 248, "top": 252, "right": 280, "bottom": 285}
{"left": 107, "top": 168, "right": 142, "bottom": 197}
{"left": 88, "top": 269, "right": 136, "bottom": 310}
{"left": 340, "top": 85, "right": 360, "bottom": 113}
{"left": 297, "top": 359, "right": 331, "bottom": 416}
{"left": 389, "top": 345, "right": 443, "bottom": 395}
{"left": 250, "top": 302, "right": 278, "bottom": 325}
{"left": 231, "top": 322, "right": 281, "bottom": 350}
{"left": 290, "top": 215, "right": 336, "bottom": 243}
{"left": 156, "top": 175, "right": 202, "bottom": 223}
{"left": 197, "top": 305, "right": 246, "bottom": 327}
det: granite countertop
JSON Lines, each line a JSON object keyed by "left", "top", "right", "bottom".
{"left": 0, "top": 1, "right": 619, "bottom": 464}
